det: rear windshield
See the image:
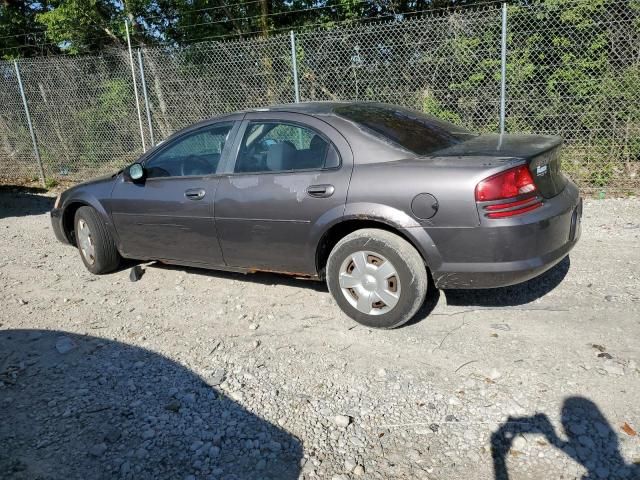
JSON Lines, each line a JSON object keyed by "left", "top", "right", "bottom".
{"left": 333, "top": 104, "right": 476, "bottom": 156}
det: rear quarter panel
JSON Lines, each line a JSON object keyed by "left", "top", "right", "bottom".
{"left": 346, "top": 157, "right": 525, "bottom": 228}
{"left": 344, "top": 156, "right": 525, "bottom": 270}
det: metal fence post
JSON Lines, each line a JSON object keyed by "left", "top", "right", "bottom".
{"left": 14, "top": 60, "right": 46, "bottom": 187}
{"left": 290, "top": 31, "right": 300, "bottom": 103}
{"left": 137, "top": 49, "right": 155, "bottom": 147}
{"left": 125, "top": 19, "right": 147, "bottom": 152}
{"left": 499, "top": 2, "right": 508, "bottom": 134}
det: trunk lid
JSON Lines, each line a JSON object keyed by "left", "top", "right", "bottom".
{"left": 435, "top": 134, "right": 567, "bottom": 198}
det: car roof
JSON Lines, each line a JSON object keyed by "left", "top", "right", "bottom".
{"left": 185, "top": 102, "right": 355, "bottom": 132}
{"left": 246, "top": 101, "right": 385, "bottom": 116}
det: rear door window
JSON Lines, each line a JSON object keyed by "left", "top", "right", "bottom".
{"left": 333, "top": 104, "right": 476, "bottom": 156}
{"left": 234, "top": 122, "right": 338, "bottom": 173}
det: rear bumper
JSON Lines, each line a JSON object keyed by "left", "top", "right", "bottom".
{"left": 50, "top": 208, "right": 70, "bottom": 244}
{"left": 430, "top": 181, "right": 581, "bottom": 289}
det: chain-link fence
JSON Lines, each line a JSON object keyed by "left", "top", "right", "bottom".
{"left": 14, "top": 52, "right": 143, "bottom": 181}
{"left": 505, "top": 1, "right": 640, "bottom": 195}
{"left": 0, "top": 62, "right": 44, "bottom": 180}
{"left": 0, "top": 0, "right": 638, "bottom": 194}
{"left": 296, "top": 6, "right": 503, "bottom": 132}
{"left": 142, "top": 37, "right": 295, "bottom": 145}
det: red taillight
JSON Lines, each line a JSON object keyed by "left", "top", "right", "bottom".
{"left": 475, "top": 165, "right": 537, "bottom": 202}
{"left": 476, "top": 165, "right": 543, "bottom": 218}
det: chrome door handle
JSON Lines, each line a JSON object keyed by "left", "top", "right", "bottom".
{"left": 184, "top": 188, "right": 206, "bottom": 200}
{"left": 307, "top": 184, "right": 335, "bottom": 198}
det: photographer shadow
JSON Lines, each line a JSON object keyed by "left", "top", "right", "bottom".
{"left": 0, "top": 329, "right": 302, "bottom": 480}
{"left": 491, "top": 396, "right": 639, "bottom": 480}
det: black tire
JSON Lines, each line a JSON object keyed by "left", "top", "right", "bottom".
{"left": 74, "top": 206, "right": 121, "bottom": 274}
{"left": 326, "top": 228, "right": 428, "bottom": 329}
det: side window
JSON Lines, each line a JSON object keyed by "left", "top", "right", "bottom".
{"left": 234, "top": 122, "right": 337, "bottom": 173}
{"left": 145, "top": 123, "right": 233, "bottom": 178}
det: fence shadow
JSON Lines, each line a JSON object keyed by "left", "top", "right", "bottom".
{"left": 443, "top": 256, "right": 571, "bottom": 307}
{"left": 491, "top": 396, "right": 640, "bottom": 480}
{"left": 0, "top": 186, "right": 54, "bottom": 219}
{"left": 0, "top": 329, "right": 303, "bottom": 480}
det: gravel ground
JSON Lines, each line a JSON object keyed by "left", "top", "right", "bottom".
{"left": 1, "top": 189, "right": 639, "bottom": 480}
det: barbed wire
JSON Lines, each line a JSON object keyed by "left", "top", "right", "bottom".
{"left": 171, "top": 1, "right": 503, "bottom": 44}
{"left": 3, "top": 0, "right": 608, "bottom": 50}
{"left": 139, "top": 0, "right": 279, "bottom": 22}
{"left": 161, "top": 2, "right": 365, "bottom": 31}
{"left": 0, "top": 1, "right": 366, "bottom": 43}
{"left": 1, "top": 0, "right": 505, "bottom": 54}
{"left": 137, "top": 0, "right": 406, "bottom": 23}
{"left": 0, "top": 29, "right": 47, "bottom": 41}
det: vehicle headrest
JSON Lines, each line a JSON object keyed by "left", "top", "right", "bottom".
{"left": 266, "top": 142, "right": 296, "bottom": 171}
{"left": 309, "top": 135, "right": 326, "bottom": 151}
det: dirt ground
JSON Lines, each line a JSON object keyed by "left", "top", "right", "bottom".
{"left": 1, "top": 188, "right": 639, "bottom": 480}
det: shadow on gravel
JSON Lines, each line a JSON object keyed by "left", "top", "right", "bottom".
{"left": 400, "top": 273, "right": 441, "bottom": 328}
{"left": 491, "top": 396, "right": 640, "bottom": 480}
{"left": 151, "top": 262, "right": 329, "bottom": 292}
{"left": 0, "top": 186, "right": 54, "bottom": 219}
{"left": 150, "top": 262, "right": 441, "bottom": 328}
{"left": 444, "top": 256, "right": 571, "bottom": 307}
{"left": 0, "top": 329, "right": 302, "bottom": 480}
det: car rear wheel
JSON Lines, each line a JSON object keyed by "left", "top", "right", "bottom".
{"left": 326, "top": 229, "right": 428, "bottom": 329}
{"left": 74, "top": 206, "right": 121, "bottom": 274}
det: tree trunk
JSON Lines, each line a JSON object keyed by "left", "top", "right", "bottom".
{"left": 140, "top": 51, "right": 173, "bottom": 138}
{"left": 37, "top": 80, "right": 72, "bottom": 168}
{"left": 259, "top": 0, "right": 270, "bottom": 36}
{"left": 126, "top": 14, "right": 172, "bottom": 139}
{"left": 0, "top": 115, "right": 17, "bottom": 160}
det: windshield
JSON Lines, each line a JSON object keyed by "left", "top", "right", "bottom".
{"left": 333, "top": 103, "right": 477, "bottom": 156}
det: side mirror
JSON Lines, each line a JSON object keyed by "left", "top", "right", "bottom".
{"left": 128, "top": 163, "right": 145, "bottom": 182}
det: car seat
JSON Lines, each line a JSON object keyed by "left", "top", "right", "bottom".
{"left": 266, "top": 143, "right": 296, "bottom": 171}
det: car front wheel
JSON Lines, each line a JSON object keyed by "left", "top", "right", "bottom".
{"left": 74, "top": 206, "right": 121, "bottom": 274}
{"left": 326, "top": 228, "right": 428, "bottom": 329}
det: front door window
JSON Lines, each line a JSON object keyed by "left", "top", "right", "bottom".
{"left": 145, "top": 123, "right": 233, "bottom": 178}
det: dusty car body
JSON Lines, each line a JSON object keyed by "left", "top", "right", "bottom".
{"left": 51, "top": 102, "right": 582, "bottom": 328}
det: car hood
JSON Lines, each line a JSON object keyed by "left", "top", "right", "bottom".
{"left": 72, "top": 172, "right": 119, "bottom": 189}
{"left": 59, "top": 172, "right": 119, "bottom": 207}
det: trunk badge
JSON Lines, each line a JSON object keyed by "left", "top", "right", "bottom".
{"left": 536, "top": 165, "right": 548, "bottom": 176}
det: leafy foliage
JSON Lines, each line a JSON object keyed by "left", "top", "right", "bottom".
{"left": 0, "top": 1, "right": 638, "bottom": 192}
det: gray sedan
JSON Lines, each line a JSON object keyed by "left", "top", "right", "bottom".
{"left": 51, "top": 102, "right": 581, "bottom": 328}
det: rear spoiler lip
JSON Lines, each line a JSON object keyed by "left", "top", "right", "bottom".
{"left": 431, "top": 133, "right": 564, "bottom": 160}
